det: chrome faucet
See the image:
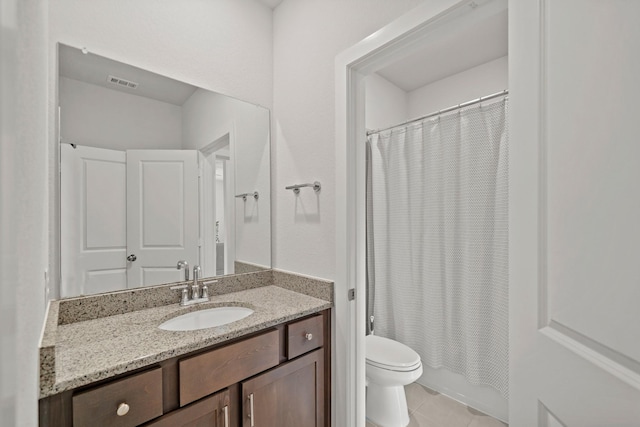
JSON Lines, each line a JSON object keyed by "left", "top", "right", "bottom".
{"left": 177, "top": 260, "right": 189, "bottom": 281}
{"left": 192, "top": 265, "right": 201, "bottom": 299}
{"left": 170, "top": 265, "right": 208, "bottom": 306}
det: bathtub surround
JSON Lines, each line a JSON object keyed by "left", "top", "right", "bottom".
{"left": 39, "top": 269, "right": 333, "bottom": 398}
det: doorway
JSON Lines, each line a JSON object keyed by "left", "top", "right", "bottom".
{"left": 335, "top": 0, "right": 508, "bottom": 425}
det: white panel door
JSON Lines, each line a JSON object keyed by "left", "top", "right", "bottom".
{"left": 510, "top": 1, "right": 640, "bottom": 425}
{"left": 61, "top": 144, "right": 127, "bottom": 297}
{"left": 126, "top": 150, "right": 199, "bottom": 287}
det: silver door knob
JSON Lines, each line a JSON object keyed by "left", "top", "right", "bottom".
{"left": 305, "top": 333, "right": 313, "bottom": 341}
{"left": 127, "top": 254, "right": 137, "bottom": 262}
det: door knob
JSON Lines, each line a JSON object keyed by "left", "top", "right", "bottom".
{"left": 127, "top": 254, "right": 137, "bottom": 262}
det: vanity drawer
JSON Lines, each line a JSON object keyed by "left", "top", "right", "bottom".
{"left": 287, "top": 314, "right": 324, "bottom": 359}
{"left": 179, "top": 329, "right": 279, "bottom": 406}
{"left": 72, "top": 367, "right": 163, "bottom": 427}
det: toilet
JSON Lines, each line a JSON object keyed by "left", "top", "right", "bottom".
{"left": 366, "top": 334, "right": 423, "bottom": 427}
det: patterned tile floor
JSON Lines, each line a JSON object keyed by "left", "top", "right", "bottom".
{"left": 366, "top": 383, "right": 508, "bottom": 427}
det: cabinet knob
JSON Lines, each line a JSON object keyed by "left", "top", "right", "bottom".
{"left": 127, "top": 254, "right": 137, "bottom": 262}
{"left": 305, "top": 333, "right": 313, "bottom": 341}
{"left": 116, "top": 402, "right": 130, "bottom": 416}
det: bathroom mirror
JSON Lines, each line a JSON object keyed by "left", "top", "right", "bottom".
{"left": 58, "top": 43, "right": 271, "bottom": 298}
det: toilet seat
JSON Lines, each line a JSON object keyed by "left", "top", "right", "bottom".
{"left": 366, "top": 335, "right": 421, "bottom": 372}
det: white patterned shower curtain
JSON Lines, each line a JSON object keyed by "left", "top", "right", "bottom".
{"left": 367, "top": 99, "right": 509, "bottom": 397}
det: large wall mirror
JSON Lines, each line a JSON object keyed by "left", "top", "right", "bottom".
{"left": 58, "top": 43, "right": 271, "bottom": 298}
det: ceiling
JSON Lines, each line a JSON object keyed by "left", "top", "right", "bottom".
{"left": 59, "top": 45, "right": 198, "bottom": 106}
{"left": 255, "top": 0, "right": 283, "bottom": 10}
{"left": 376, "top": 9, "right": 508, "bottom": 92}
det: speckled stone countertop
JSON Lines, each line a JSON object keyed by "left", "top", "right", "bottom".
{"left": 39, "top": 285, "right": 331, "bottom": 398}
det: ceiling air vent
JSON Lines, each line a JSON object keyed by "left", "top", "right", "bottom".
{"left": 107, "top": 75, "right": 138, "bottom": 89}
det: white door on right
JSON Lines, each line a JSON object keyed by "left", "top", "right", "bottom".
{"left": 510, "top": 1, "right": 640, "bottom": 425}
{"left": 126, "top": 150, "right": 199, "bottom": 287}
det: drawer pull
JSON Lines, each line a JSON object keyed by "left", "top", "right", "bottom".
{"left": 116, "top": 402, "right": 130, "bottom": 416}
{"left": 248, "top": 393, "right": 255, "bottom": 427}
{"left": 305, "top": 333, "right": 313, "bottom": 341}
{"left": 223, "top": 404, "right": 229, "bottom": 427}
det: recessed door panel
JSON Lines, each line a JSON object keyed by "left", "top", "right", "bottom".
{"left": 140, "top": 161, "right": 185, "bottom": 247}
{"left": 84, "top": 158, "right": 126, "bottom": 249}
{"left": 545, "top": 0, "right": 640, "bottom": 363}
{"left": 84, "top": 269, "right": 127, "bottom": 295}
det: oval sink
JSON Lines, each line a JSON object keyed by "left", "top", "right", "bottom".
{"left": 159, "top": 306, "right": 254, "bottom": 331}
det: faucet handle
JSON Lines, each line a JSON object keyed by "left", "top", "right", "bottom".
{"left": 201, "top": 284, "right": 209, "bottom": 300}
{"left": 193, "top": 265, "right": 201, "bottom": 280}
{"left": 170, "top": 285, "right": 189, "bottom": 305}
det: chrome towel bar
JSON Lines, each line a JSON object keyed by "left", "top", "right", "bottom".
{"left": 285, "top": 181, "right": 321, "bottom": 194}
{"left": 235, "top": 191, "right": 259, "bottom": 201}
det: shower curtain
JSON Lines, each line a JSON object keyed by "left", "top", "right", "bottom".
{"left": 367, "top": 99, "right": 508, "bottom": 397}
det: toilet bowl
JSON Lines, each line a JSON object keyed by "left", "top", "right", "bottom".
{"left": 366, "top": 335, "right": 422, "bottom": 427}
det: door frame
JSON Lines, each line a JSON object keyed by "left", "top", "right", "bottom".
{"left": 334, "top": 0, "right": 508, "bottom": 425}
{"left": 198, "top": 125, "right": 236, "bottom": 277}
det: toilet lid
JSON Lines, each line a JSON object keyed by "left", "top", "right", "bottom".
{"left": 365, "top": 335, "right": 421, "bottom": 371}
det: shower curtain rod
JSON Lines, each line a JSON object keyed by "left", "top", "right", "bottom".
{"left": 366, "top": 89, "right": 508, "bottom": 136}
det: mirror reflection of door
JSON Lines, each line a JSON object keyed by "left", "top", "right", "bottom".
{"left": 61, "top": 144, "right": 127, "bottom": 297}
{"left": 61, "top": 145, "right": 200, "bottom": 297}
{"left": 215, "top": 158, "right": 227, "bottom": 276}
{"left": 199, "top": 133, "right": 235, "bottom": 279}
{"left": 126, "top": 149, "right": 199, "bottom": 288}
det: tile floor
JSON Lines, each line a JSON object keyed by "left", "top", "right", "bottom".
{"left": 366, "top": 383, "right": 508, "bottom": 427}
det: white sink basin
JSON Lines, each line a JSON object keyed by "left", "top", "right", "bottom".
{"left": 159, "top": 306, "right": 254, "bottom": 331}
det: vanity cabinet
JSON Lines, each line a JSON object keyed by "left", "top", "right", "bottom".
{"left": 72, "top": 368, "right": 163, "bottom": 427}
{"left": 144, "top": 389, "right": 230, "bottom": 427}
{"left": 179, "top": 329, "right": 280, "bottom": 407}
{"left": 242, "top": 349, "right": 324, "bottom": 427}
{"left": 39, "top": 310, "right": 330, "bottom": 427}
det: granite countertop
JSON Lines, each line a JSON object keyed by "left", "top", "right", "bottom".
{"left": 40, "top": 285, "right": 331, "bottom": 398}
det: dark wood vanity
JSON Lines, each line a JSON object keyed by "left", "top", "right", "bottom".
{"left": 39, "top": 310, "right": 330, "bottom": 427}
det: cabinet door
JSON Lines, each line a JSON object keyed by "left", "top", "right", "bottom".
{"left": 241, "top": 349, "right": 324, "bottom": 427}
{"left": 144, "top": 389, "right": 232, "bottom": 427}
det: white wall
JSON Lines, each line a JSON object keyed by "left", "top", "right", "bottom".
{"left": 365, "top": 73, "right": 408, "bottom": 130}
{"left": 0, "top": 0, "right": 48, "bottom": 425}
{"left": 273, "top": 0, "right": 427, "bottom": 280}
{"left": 408, "top": 56, "right": 508, "bottom": 118}
{"left": 182, "top": 89, "right": 271, "bottom": 269}
{"left": 59, "top": 77, "right": 183, "bottom": 150}
{"left": 364, "top": 56, "right": 508, "bottom": 133}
